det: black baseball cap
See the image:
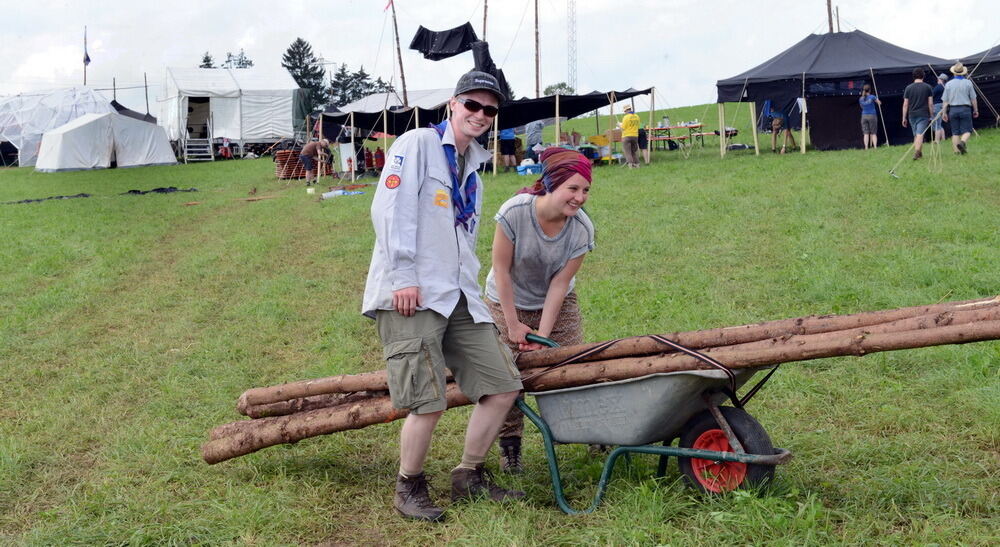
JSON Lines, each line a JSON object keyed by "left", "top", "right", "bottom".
{"left": 454, "top": 70, "right": 506, "bottom": 103}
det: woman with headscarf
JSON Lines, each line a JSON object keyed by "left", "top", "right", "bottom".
{"left": 484, "top": 147, "right": 596, "bottom": 473}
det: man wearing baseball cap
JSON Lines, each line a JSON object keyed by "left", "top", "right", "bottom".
{"left": 362, "top": 69, "right": 524, "bottom": 522}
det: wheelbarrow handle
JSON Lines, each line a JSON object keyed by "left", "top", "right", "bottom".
{"left": 525, "top": 333, "right": 559, "bottom": 348}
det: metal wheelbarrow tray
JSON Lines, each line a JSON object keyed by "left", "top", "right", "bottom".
{"left": 518, "top": 366, "right": 793, "bottom": 514}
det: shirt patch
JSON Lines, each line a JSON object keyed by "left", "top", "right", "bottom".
{"left": 434, "top": 189, "right": 449, "bottom": 207}
{"left": 390, "top": 155, "right": 404, "bottom": 170}
{"left": 385, "top": 174, "right": 401, "bottom": 189}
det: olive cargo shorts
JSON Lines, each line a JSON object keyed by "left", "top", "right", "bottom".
{"left": 376, "top": 295, "right": 523, "bottom": 414}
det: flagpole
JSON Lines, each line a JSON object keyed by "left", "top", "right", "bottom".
{"left": 83, "top": 26, "right": 88, "bottom": 85}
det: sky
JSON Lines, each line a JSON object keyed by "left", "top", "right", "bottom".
{"left": 1, "top": 0, "right": 996, "bottom": 115}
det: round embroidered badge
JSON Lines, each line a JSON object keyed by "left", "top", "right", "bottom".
{"left": 385, "top": 174, "right": 401, "bottom": 189}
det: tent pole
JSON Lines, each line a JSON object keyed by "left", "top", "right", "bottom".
{"left": 800, "top": 72, "right": 807, "bottom": 154}
{"left": 383, "top": 109, "right": 388, "bottom": 160}
{"left": 319, "top": 115, "right": 325, "bottom": 179}
{"left": 608, "top": 92, "right": 615, "bottom": 156}
{"left": 415, "top": 108, "right": 420, "bottom": 130}
{"left": 649, "top": 88, "right": 655, "bottom": 163}
{"left": 534, "top": 0, "right": 540, "bottom": 98}
{"left": 869, "top": 67, "right": 891, "bottom": 147}
{"left": 594, "top": 110, "right": 600, "bottom": 134}
{"left": 113, "top": 78, "right": 116, "bottom": 101}
{"left": 718, "top": 103, "right": 726, "bottom": 158}
{"left": 555, "top": 93, "right": 561, "bottom": 145}
{"left": 390, "top": 0, "right": 409, "bottom": 107}
{"left": 750, "top": 101, "right": 760, "bottom": 156}
{"left": 492, "top": 114, "right": 499, "bottom": 176}
{"left": 350, "top": 111, "right": 356, "bottom": 182}
{"left": 144, "top": 73, "right": 150, "bottom": 114}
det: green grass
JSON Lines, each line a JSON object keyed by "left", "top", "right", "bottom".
{"left": 1, "top": 120, "right": 998, "bottom": 545}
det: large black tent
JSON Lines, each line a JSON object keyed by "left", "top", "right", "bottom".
{"left": 959, "top": 47, "right": 1000, "bottom": 128}
{"left": 717, "top": 30, "right": 948, "bottom": 150}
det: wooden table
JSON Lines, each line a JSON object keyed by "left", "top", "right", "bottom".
{"left": 648, "top": 124, "right": 703, "bottom": 150}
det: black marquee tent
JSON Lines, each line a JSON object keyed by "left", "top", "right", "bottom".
{"left": 717, "top": 30, "right": 949, "bottom": 150}
{"left": 959, "top": 47, "right": 1000, "bottom": 128}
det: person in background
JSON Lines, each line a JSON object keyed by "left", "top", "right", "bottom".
{"left": 499, "top": 127, "right": 517, "bottom": 172}
{"left": 902, "top": 67, "right": 934, "bottom": 160}
{"left": 769, "top": 103, "right": 797, "bottom": 154}
{"left": 619, "top": 105, "right": 640, "bottom": 168}
{"left": 932, "top": 73, "right": 948, "bottom": 143}
{"left": 362, "top": 70, "right": 524, "bottom": 522}
{"left": 637, "top": 126, "right": 650, "bottom": 164}
{"left": 859, "top": 84, "right": 881, "bottom": 149}
{"left": 299, "top": 138, "right": 329, "bottom": 186}
{"left": 941, "top": 62, "right": 979, "bottom": 155}
{"left": 525, "top": 120, "right": 545, "bottom": 162}
{"left": 485, "top": 147, "right": 596, "bottom": 473}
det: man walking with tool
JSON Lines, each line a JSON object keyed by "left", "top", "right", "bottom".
{"left": 902, "top": 68, "right": 934, "bottom": 160}
{"left": 362, "top": 70, "right": 525, "bottom": 522}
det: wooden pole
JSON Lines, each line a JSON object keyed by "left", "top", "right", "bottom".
{"left": 555, "top": 93, "right": 561, "bottom": 144}
{"left": 750, "top": 101, "right": 760, "bottom": 155}
{"left": 83, "top": 26, "right": 88, "bottom": 86}
{"left": 870, "top": 67, "right": 891, "bottom": 147}
{"left": 836, "top": 6, "right": 840, "bottom": 32}
{"left": 718, "top": 103, "right": 726, "bottom": 158}
{"left": 144, "top": 72, "right": 150, "bottom": 114}
{"left": 318, "top": 115, "right": 325, "bottom": 179}
{"left": 534, "top": 0, "right": 540, "bottom": 98}
{"left": 350, "top": 111, "right": 356, "bottom": 182}
{"left": 382, "top": 109, "right": 388, "bottom": 160}
{"left": 649, "top": 88, "right": 655, "bottom": 162}
{"left": 112, "top": 78, "right": 116, "bottom": 101}
{"left": 390, "top": 0, "right": 409, "bottom": 107}
{"left": 483, "top": 0, "right": 488, "bottom": 40}
{"left": 492, "top": 114, "right": 499, "bottom": 176}
{"left": 608, "top": 93, "right": 615, "bottom": 155}
{"left": 826, "top": 0, "right": 834, "bottom": 33}
{"left": 414, "top": 108, "right": 419, "bottom": 130}
{"left": 800, "top": 72, "right": 807, "bottom": 154}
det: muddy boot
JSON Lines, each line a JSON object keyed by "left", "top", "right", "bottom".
{"left": 499, "top": 437, "right": 523, "bottom": 474}
{"left": 913, "top": 149, "right": 922, "bottom": 160}
{"left": 957, "top": 141, "right": 967, "bottom": 155}
{"left": 451, "top": 465, "right": 525, "bottom": 502}
{"left": 393, "top": 473, "right": 445, "bottom": 522}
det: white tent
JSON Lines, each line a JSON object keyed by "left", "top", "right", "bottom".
{"left": 36, "top": 112, "right": 177, "bottom": 173}
{"left": 0, "top": 87, "right": 115, "bottom": 167}
{"left": 159, "top": 67, "right": 303, "bottom": 142}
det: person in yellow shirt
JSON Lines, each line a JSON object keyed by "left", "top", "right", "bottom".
{"left": 619, "top": 105, "right": 641, "bottom": 168}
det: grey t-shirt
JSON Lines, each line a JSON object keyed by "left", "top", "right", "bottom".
{"left": 485, "top": 193, "right": 595, "bottom": 310}
{"left": 526, "top": 121, "right": 544, "bottom": 146}
{"left": 903, "top": 81, "right": 933, "bottom": 118}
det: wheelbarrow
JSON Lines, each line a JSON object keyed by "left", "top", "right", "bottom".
{"left": 518, "top": 334, "right": 793, "bottom": 514}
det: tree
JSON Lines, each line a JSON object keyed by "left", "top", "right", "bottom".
{"left": 281, "top": 38, "right": 327, "bottom": 111}
{"left": 544, "top": 82, "right": 575, "bottom": 96}
{"left": 199, "top": 52, "right": 215, "bottom": 69}
{"left": 327, "top": 64, "right": 394, "bottom": 107}
{"left": 223, "top": 49, "right": 254, "bottom": 69}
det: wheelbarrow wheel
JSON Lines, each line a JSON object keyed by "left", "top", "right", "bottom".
{"left": 677, "top": 407, "right": 775, "bottom": 494}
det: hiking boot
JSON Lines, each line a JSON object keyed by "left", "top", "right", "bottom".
{"left": 913, "top": 150, "right": 922, "bottom": 160}
{"left": 957, "top": 141, "right": 967, "bottom": 155}
{"left": 451, "top": 465, "right": 525, "bottom": 502}
{"left": 499, "top": 437, "right": 523, "bottom": 474}
{"left": 393, "top": 473, "right": 445, "bottom": 522}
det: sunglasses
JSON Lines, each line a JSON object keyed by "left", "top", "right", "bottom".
{"left": 456, "top": 97, "right": 499, "bottom": 117}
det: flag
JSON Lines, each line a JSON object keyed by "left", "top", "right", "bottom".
{"left": 83, "top": 26, "right": 91, "bottom": 66}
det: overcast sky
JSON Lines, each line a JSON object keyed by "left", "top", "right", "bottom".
{"left": 2, "top": 0, "right": 996, "bottom": 114}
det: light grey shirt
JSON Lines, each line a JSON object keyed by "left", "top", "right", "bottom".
{"left": 526, "top": 121, "right": 544, "bottom": 146}
{"left": 485, "top": 193, "right": 595, "bottom": 310}
{"left": 942, "top": 77, "right": 976, "bottom": 107}
{"left": 362, "top": 122, "right": 494, "bottom": 323}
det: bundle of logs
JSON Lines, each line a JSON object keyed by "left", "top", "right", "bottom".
{"left": 202, "top": 296, "right": 1000, "bottom": 464}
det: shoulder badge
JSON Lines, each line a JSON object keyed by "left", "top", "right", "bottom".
{"left": 385, "top": 174, "right": 401, "bottom": 189}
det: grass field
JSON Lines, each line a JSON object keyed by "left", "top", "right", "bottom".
{"left": 1, "top": 116, "right": 998, "bottom": 545}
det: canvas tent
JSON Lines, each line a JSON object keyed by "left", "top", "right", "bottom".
{"left": 717, "top": 30, "right": 949, "bottom": 150}
{"left": 36, "top": 112, "right": 176, "bottom": 172}
{"left": 0, "top": 87, "right": 114, "bottom": 167}
{"left": 959, "top": 47, "right": 1000, "bottom": 128}
{"left": 159, "top": 67, "right": 307, "bottom": 144}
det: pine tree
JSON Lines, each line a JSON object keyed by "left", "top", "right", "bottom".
{"left": 223, "top": 49, "right": 254, "bottom": 69}
{"left": 199, "top": 52, "right": 216, "bottom": 69}
{"left": 327, "top": 64, "right": 394, "bottom": 107}
{"left": 281, "top": 38, "right": 326, "bottom": 111}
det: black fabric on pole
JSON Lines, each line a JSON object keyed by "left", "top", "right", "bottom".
{"left": 111, "top": 100, "right": 157, "bottom": 124}
{"left": 959, "top": 47, "right": 1000, "bottom": 129}
{"left": 409, "top": 23, "right": 479, "bottom": 61}
{"left": 717, "top": 30, "right": 950, "bottom": 150}
{"left": 471, "top": 41, "right": 513, "bottom": 104}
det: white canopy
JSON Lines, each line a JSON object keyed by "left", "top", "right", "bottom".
{"left": 159, "top": 67, "right": 301, "bottom": 141}
{"left": 0, "top": 87, "right": 114, "bottom": 167}
{"left": 36, "top": 112, "right": 176, "bottom": 173}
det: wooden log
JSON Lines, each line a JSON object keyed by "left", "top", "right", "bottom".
{"left": 521, "top": 320, "right": 1000, "bottom": 391}
{"left": 237, "top": 390, "right": 387, "bottom": 419}
{"left": 238, "top": 296, "right": 999, "bottom": 406}
{"left": 203, "top": 320, "right": 1000, "bottom": 464}
{"left": 516, "top": 296, "right": 999, "bottom": 368}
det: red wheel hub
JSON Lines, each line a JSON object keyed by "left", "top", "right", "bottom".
{"left": 691, "top": 429, "right": 747, "bottom": 493}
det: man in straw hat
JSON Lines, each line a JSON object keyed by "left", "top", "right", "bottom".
{"left": 941, "top": 62, "right": 979, "bottom": 155}
{"left": 362, "top": 69, "right": 524, "bottom": 522}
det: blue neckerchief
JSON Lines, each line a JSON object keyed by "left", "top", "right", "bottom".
{"left": 955, "top": 75, "right": 966, "bottom": 80}
{"left": 432, "top": 121, "right": 477, "bottom": 232}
